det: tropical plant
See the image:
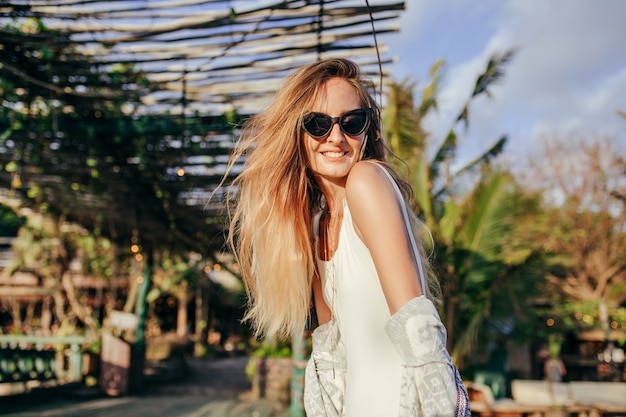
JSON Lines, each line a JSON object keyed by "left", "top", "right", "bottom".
{"left": 0, "top": 204, "right": 25, "bottom": 236}
{"left": 520, "top": 137, "right": 626, "bottom": 344}
{"left": 145, "top": 251, "right": 205, "bottom": 337}
{"left": 383, "top": 50, "right": 548, "bottom": 366}
{"left": 0, "top": 211, "right": 123, "bottom": 342}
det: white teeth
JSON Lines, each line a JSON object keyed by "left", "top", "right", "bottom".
{"left": 323, "top": 152, "right": 345, "bottom": 158}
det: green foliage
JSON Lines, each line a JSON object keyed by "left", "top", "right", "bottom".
{"left": 445, "top": 173, "right": 548, "bottom": 359}
{"left": 86, "top": 336, "right": 102, "bottom": 354}
{"left": 0, "top": 204, "right": 25, "bottom": 236}
{"left": 146, "top": 253, "right": 204, "bottom": 303}
{"left": 383, "top": 77, "right": 425, "bottom": 159}
{"left": 472, "top": 50, "right": 515, "bottom": 98}
{"left": 384, "top": 50, "right": 556, "bottom": 366}
{"left": 0, "top": 10, "right": 248, "bottom": 260}
{"left": 4, "top": 212, "right": 128, "bottom": 340}
{"left": 245, "top": 337, "right": 293, "bottom": 382}
{"left": 249, "top": 337, "right": 293, "bottom": 359}
{"left": 547, "top": 333, "right": 563, "bottom": 358}
{"left": 539, "top": 300, "right": 626, "bottom": 340}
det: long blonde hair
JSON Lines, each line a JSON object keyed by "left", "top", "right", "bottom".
{"left": 226, "top": 58, "right": 435, "bottom": 339}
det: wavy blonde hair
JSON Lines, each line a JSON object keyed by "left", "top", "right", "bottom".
{"left": 225, "top": 59, "right": 436, "bottom": 339}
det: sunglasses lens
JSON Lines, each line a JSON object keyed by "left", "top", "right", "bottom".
{"left": 302, "top": 109, "right": 369, "bottom": 138}
{"left": 303, "top": 112, "right": 332, "bottom": 138}
{"left": 341, "top": 110, "right": 368, "bottom": 136}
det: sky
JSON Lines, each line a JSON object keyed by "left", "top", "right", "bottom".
{"left": 378, "top": 0, "right": 626, "bottom": 168}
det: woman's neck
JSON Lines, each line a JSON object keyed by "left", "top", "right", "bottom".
{"left": 319, "top": 184, "right": 346, "bottom": 215}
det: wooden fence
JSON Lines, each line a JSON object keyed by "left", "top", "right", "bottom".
{"left": 0, "top": 335, "right": 85, "bottom": 396}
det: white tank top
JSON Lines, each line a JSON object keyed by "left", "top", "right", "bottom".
{"left": 315, "top": 162, "right": 427, "bottom": 416}
{"left": 318, "top": 199, "right": 403, "bottom": 416}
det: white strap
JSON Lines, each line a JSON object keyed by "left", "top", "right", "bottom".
{"left": 368, "top": 162, "right": 427, "bottom": 293}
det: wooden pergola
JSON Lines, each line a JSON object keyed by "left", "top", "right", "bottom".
{"left": 0, "top": 0, "right": 405, "bottom": 256}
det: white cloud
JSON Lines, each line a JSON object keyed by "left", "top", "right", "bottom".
{"left": 584, "top": 67, "right": 626, "bottom": 114}
{"left": 384, "top": 0, "right": 626, "bottom": 164}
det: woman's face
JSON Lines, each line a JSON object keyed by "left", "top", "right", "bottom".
{"left": 303, "top": 77, "right": 367, "bottom": 187}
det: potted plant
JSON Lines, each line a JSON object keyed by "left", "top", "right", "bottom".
{"left": 246, "top": 337, "right": 292, "bottom": 405}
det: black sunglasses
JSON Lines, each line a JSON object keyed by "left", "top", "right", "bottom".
{"left": 302, "top": 108, "right": 371, "bottom": 139}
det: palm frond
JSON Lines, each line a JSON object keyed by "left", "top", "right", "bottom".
{"left": 455, "top": 104, "right": 469, "bottom": 130}
{"left": 455, "top": 135, "right": 508, "bottom": 178}
{"left": 451, "top": 304, "right": 484, "bottom": 364}
{"left": 439, "top": 199, "right": 462, "bottom": 244}
{"left": 430, "top": 129, "right": 457, "bottom": 185}
{"left": 383, "top": 78, "right": 425, "bottom": 159}
{"left": 459, "top": 172, "right": 514, "bottom": 257}
{"left": 418, "top": 59, "right": 445, "bottom": 116}
{"left": 429, "top": 50, "right": 514, "bottom": 194}
{"left": 473, "top": 49, "right": 516, "bottom": 98}
{"left": 412, "top": 152, "right": 433, "bottom": 222}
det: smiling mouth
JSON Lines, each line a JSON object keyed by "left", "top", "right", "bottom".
{"left": 322, "top": 151, "right": 347, "bottom": 158}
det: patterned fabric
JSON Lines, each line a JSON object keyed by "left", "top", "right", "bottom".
{"left": 385, "top": 296, "right": 471, "bottom": 417}
{"left": 304, "top": 319, "right": 346, "bottom": 417}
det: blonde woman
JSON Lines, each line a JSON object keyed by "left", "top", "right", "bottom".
{"left": 226, "top": 58, "right": 469, "bottom": 417}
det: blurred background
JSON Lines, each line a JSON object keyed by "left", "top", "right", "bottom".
{"left": 0, "top": 0, "right": 624, "bottom": 414}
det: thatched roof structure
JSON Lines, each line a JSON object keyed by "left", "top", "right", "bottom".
{"left": 0, "top": 0, "right": 405, "bottom": 256}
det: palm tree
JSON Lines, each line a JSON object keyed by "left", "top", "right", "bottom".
{"left": 384, "top": 50, "right": 547, "bottom": 366}
{"left": 441, "top": 171, "right": 546, "bottom": 364}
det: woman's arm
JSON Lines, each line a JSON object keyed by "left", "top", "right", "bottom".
{"left": 345, "top": 161, "right": 424, "bottom": 316}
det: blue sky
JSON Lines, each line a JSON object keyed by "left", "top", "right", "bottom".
{"left": 379, "top": 0, "right": 626, "bottom": 166}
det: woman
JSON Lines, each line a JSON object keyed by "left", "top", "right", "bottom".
{"left": 226, "top": 58, "right": 469, "bottom": 416}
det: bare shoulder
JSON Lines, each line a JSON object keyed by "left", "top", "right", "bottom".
{"left": 345, "top": 161, "right": 399, "bottom": 217}
{"left": 346, "top": 161, "right": 393, "bottom": 195}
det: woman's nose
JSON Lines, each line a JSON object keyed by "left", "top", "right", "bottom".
{"left": 325, "top": 123, "right": 345, "bottom": 144}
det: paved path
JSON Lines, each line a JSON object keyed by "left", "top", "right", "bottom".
{"left": 0, "top": 356, "right": 289, "bottom": 417}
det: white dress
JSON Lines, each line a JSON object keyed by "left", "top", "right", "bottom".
{"left": 318, "top": 200, "right": 403, "bottom": 416}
